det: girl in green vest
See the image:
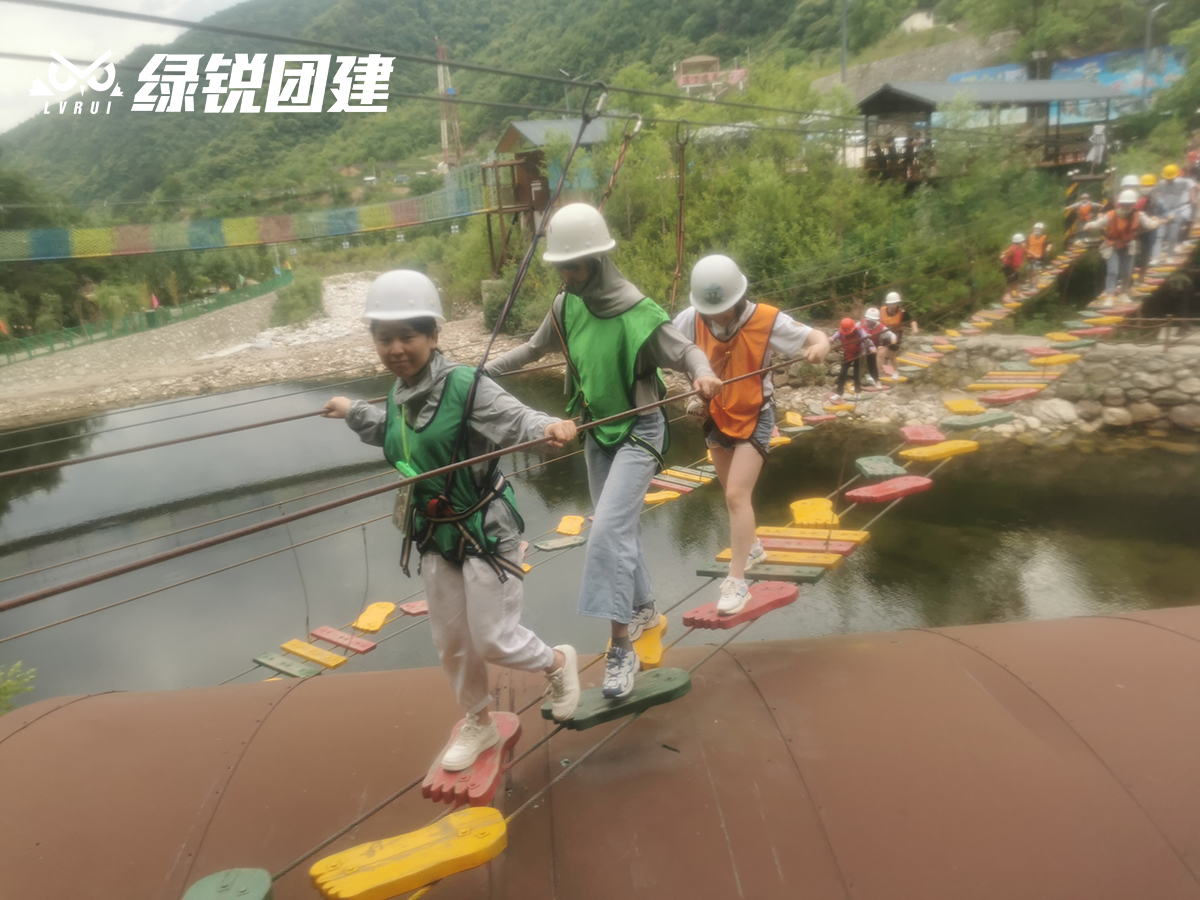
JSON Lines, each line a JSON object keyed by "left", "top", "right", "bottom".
{"left": 485, "top": 204, "right": 722, "bottom": 699}
{"left": 324, "top": 270, "right": 581, "bottom": 772}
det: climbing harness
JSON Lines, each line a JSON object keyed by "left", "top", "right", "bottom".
{"left": 597, "top": 114, "right": 642, "bottom": 212}
{"left": 667, "top": 120, "right": 690, "bottom": 312}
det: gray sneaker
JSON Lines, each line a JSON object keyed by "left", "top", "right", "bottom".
{"left": 628, "top": 603, "right": 658, "bottom": 641}
{"left": 601, "top": 645, "right": 640, "bottom": 699}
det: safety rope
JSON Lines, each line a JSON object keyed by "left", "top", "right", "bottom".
{"left": 667, "top": 121, "right": 689, "bottom": 313}
{"left": 597, "top": 115, "right": 642, "bottom": 212}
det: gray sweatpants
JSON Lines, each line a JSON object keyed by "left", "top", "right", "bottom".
{"left": 423, "top": 551, "right": 554, "bottom": 716}
{"left": 579, "top": 412, "right": 665, "bottom": 623}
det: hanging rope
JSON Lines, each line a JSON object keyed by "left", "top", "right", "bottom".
{"left": 667, "top": 120, "right": 689, "bottom": 312}
{"left": 597, "top": 114, "right": 642, "bottom": 212}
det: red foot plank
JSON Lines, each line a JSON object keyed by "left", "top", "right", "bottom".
{"left": 805, "top": 414, "right": 837, "bottom": 425}
{"left": 422, "top": 712, "right": 521, "bottom": 807}
{"left": 844, "top": 475, "right": 933, "bottom": 504}
{"left": 650, "top": 477, "right": 694, "bottom": 493}
{"left": 901, "top": 425, "right": 946, "bottom": 445}
{"left": 758, "top": 537, "right": 857, "bottom": 555}
{"left": 1025, "top": 346, "right": 1060, "bottom": 357}
{"left": 978, "top": 387, "right": 1042, "bottom": 405}
{"left": 682, "top": 581, "right": 799, "bottom": 630}
{"left": 399, "top": 600, "right": 428, "bottom": 617}
{"left": 310, "top": 625, "right": 376, "bottom": 654}
{"left": 1068, "top": 326, "right": 1113, "bottom": 337}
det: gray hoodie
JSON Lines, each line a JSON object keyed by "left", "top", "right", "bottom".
{"left": 345, "top": 352, "right": 557, "bottom": 553}
{"left": 483, "top": 256, "right": 715, "bottom": 407}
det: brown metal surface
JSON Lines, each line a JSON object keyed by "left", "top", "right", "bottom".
{"left": 5, "top": 609, "right": 1200, "bottom": 899}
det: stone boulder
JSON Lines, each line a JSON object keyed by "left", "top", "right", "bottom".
{"left": 1075, "top": 399, "right": 1103, "bottom": 420}
{"left": 1031, "top": 398, "right": 1079, "bottom": 426}
{"left": 1128, "top": 402, "right": 1162, "bottom": 424}
{"left": 1055, "top": 382, "right": 1085, "bottom": 402}
{"left": 1178, "top": 377, "right": 1200, "bottom": 396}
{"left": 1152, "top": 389, "right": 1190, "bottom": 407}
{"left": 1085, "top": 363, "right": 1119, "bottom": 383}
{"left": 1102, "top": 387, "right": 1126, "bottom": 406}
{"left": 1102, "top": 406, "right": 1133, "bottom": 427}
{"left": 1168, "top": 404, "right": 1200, "bottom": 431}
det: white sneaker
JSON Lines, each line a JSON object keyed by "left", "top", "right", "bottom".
{"left": 717, "top": 577, "right": 751, "bottom": 616}
{"left": 544, "top": 644, "right": 580, "bottom": 722}
{"left": 628, "top": 602, "right": 658, "bottom": 641}
{"left": 863, "top": 375, "right": 879, "bottom": 389}
{"left": 601, "top": 645, "right": 640, "bottom": 699}
{"left": 745, "top": 541, "right": 767, "bottom": 571}
{"left": 827, "top": 393, "right": 843, "bottom": 404}
{"left": 441, "top": 715, "right": 501, "bottom": 772}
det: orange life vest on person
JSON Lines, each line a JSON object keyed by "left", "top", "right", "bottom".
{"left": 695, "top": 303, "right": 779, "bottom": 441}
{"left": 1027, "top": 233, "right": 1047, "bottom": 258}
{"left": 880, "top": 305, "right": 905, "bottom": 330}
{"left": 1078, "top": 202, "right": 1096, "bottom": 223}
{"left": 1104, "top": 210, "right": 1140, "bottom": 250}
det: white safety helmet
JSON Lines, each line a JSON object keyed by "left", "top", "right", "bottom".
{"left": 884, "top": 291, "right": 902, "bottom": 306}
{"left": 542, "top": 202, "right": 616, "bottom": 263}
{"left": 689, "top": 254, "right": 748, "bottom": 315}
{"left": 361, "top": 269, "right": 446, "bottom": 325}
{"left": 865, "top": 307, "right": 881, "bottom": 322}
{"left": 1032, "top": 222, "right": 1045, "bottom": 233}
{"left": 1013, "top": 233, "right": 1025, "bottom": 244}
{"left": 1117, "top": 189, "right": 1139, "bottom": 205}
{"left": 1120, "top": 174, "right": 1140, "bottom": 188}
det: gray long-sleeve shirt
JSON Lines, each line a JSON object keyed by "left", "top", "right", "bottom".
{"left": 346, "top": 352, "right": 557, "bottom": 553}
{"left": 483, "top": 293, "right": 716, "bottom": 408}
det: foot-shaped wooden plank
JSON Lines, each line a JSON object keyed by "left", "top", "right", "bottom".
{"left": 183, "top": 869, "right": 272, "bottom": 900}
{"left": 940, "top": 411, "right": 1014, "bottom": 431}
{"left": 900, "top": 425, "right": 945, "bottom": 445}
{"left": 977, "top": 387, "right": 1042, "bottom": 406}
{"left": 784, "top": 410, "right": 807, "bottom": 427}
{"left": 758, "top": 536, "right": 856, "bottom": 555}
{"left": 682, "top": 581, "right": 799, "bottom": 630}
{"left": 788, "top": 497, "right": 839, "bottom": 527}
{"left": 556, "top": 515, "right": 585, "bottom": 535}
{"left": 282, "top": 639, "right": 349, "bottom": 670}
{"left": 542, "top": 667, "right": 691, "bottom": 731}
{"left": 310, "top": 807, "right": 506, "bottom": 900}
{"left": 854, "top": 455, "right": 907, "bottom": 479}
{"left": 254, "top": 651, "right": 322, "bottom": 679}
{"left": 756, "top": 526, "right": 870, "bottom": 544}
{"left": 899, "top": 440, "right": 979, "bottom": 462}
{"left": 644, "top": 490, "right": 681, "bottom": 503}
{"left": 533, "top": 534, "right": 588, "bottom": 551}
{"left": 1029, "top": 353, "right": 1082, "bottom": 366}
{"left": 697, "top": 563, "right": 825, "bottom": 584}
{"left": 967, "top": 382, "right": 1048, "bottom": 391}
{"left": 354, "top": 602, "right": 395, "bottom": 633}
{"left": 650, "top": 475, "right": 695, "bottom": 492}
{"left": 803, "top": 413, "right": 837, "bottom": 424}
{"left": 716, "top": 548, "right": 843, "bottom": 569}
{"left": 944, "top": 398, "right": 986, "bottom": 415}
{"left": 844, "top": 475, "right": 933, "bottom": 504}
{"left": 422, "top": 713, "right": 521, "bottom": 807}
{"left": 608, "top": 614, "right": 668, "bottom": 670}
{"left": 399, "top": 600, "right": 428, "bottom": 616}
{"left": 311, "top": 626, "right": 376, "bottom": 654}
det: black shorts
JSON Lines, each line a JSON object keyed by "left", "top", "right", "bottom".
{"left": 1003, "top": 265, "right": 1020, "bottom": 284}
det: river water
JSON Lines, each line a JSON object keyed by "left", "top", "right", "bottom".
{"left": 3, "top": 370, "right": 1200, "bottom": 708}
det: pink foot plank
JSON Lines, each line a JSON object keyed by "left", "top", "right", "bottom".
{"left": 682, "top": 581, "right": 799, "bottom": 630}
{"left": 1068, "top": 326, "right": 1113, "bottom": 337}
{"left": 844, "top": 475, "right": 933, "bottom": 504}
{"left": 758, "top": 537, "right": 857, "bottom": 555}
{"left": 1025, "top": 346, "right": 1060, "bottom": 357}
{"left": 422, "top": 712, "right": 522, "bottom": 807}
{"left": 901, "top": 425, "right": 946, "bottom": 445}
{"left": 805, "top": 414, "right": 837, "bottom": 425}
{"left": 978, "top": 387, "right": 1042, "bottom": 405}
{"left": 310, "top": 625, "right": 376, "bottom": 654}
{"left": 399, "top": 600, "right": 429, "bottom": 617}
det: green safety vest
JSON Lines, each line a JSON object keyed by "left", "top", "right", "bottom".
{"left": 560, "top": 293, "right": 670, "bottom": 453}
{"left": 384, "top": 364, "right": 523, "bottom": 562}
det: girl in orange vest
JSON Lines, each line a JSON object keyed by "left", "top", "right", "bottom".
{"left": 1026, "top": 223, "right": 1052, "bottom": 268}
{"left": 673, "top": 254, "right": 831, "bottom": 615}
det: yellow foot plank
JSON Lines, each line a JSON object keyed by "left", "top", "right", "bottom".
{"left": 757, "top": 526, "right": 870, "bottom": 544}
{"left": 944, "top": 329, "right": 961, "bottom": 338}
{"left": 1030, "top": 354, "right": 1082, "bottom": 366}
{"left": 944, "top": 399, "right": 986, "bottom": 415}
{"left": 663, "top": 469, "right": 712, "bottom": 484}
{"left": 824, "top": 403, "right": 855, "bottom": 413}
{"left": 282, "top": 639, "right": 349, "bottom": 670}
{"left": 353, "top": 602, "right": 395, "bottom": 634}
{"left": 788, "top": 498, "right": 839, "bottom": 527}
{"left": 899, "top": 440, "right": 979, "bottom": 462}
{"left": 310, "top": 807, "right": 506, "bottom": 900}
{"left": 556, "top": 515, "right": 586, "bottom": 535}
{"left": 932, "top": 344, "right": 958, "bottom": 352}
{"left": 768, "top": 435, "right": 792, "bottom": 448}
{"left": 784, "top": 410, "right": 806, "bottom": 427}
{"left": 644, "top": 490, "right": 681, "bottom": 504}
{"left": 1043, "top": 332, "right": 1075, "bottom": 342}
{"left": 716, "top": 548, "right": 843, "bottom": 569}
{"left": 608, "top": 614, "right": 668, "bottom": 670}
{"left": 1084, "top": 315, "right": 1124, "bottom": 325}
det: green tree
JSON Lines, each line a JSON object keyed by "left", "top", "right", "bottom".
{"left": 0, "top": 662, "right": 34, "bottom": 713}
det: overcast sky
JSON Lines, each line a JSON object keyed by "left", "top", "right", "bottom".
{"left": 0, "top": 0, "right": 245, "bottom": 135}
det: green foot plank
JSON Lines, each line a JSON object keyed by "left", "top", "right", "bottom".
{"left": 184, "top": 870, "right": 272, "bottom": 900}
{"left": 697, "top": 563, "right": 826, "bottom": 584}
{"left": 543, "top": 667, "right": 692, "bottom": 731}
{"left": 533, "top": 534, "right": 587, "bottom": 552}
{"left": 696, "top": 464, "right": 717, "bottom": 476}
{"left": 1049, "top": 339, "right": 1096, "bottom": 350}
{"left": 940, "top": 410, "right": 1015, "bottom": 431}
{"left": 855, "top": 455, "right": 908, "bottom": 479}
{"left": 781, "top": 425, "right": 814, "bottom": 436}
{"left": 898, "top": 365, "right": 923, "bottom": 373}
{"left": 254, "top": 651, "right": 322, "bottom": 679}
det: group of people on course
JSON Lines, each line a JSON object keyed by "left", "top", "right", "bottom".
{"left": 321, "top": 201, "right": 925, "bottom": 775}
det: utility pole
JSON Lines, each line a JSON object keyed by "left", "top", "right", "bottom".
{"left": 1143, "top": 2, "right": 1169, "bottom": 108}
{"left": 558, "top": 69, "right": 585, "bottom": 114}
{"left": 841, "top": 0, "right": 850, "bottom": 84}
{"left": 435, "top": 36, "right": 463, "bottom": 170}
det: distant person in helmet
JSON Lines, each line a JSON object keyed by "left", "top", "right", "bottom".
{"left": 485, "top": 203, "right": 721, "bottom": 700}
{"left": 1151, "top": 163, "right": 1198, "bottom": 262}
{"left": 1026, "top": 223, "right": 1053, "bottom": 269}
{"left": 1135, "top": 174, "right": 1161, "bottom": 278}
{"left": 1064, "top": 192, "right": 1100, "bottom": 246}
{"left": 828, "top": 317, "right": 875, "bottom": 403}
{"left": 878, "top": 291, "right": 916, "bottom": 376}
{"left": 999, "top": 234, "right": 1026, "bottom": 302}
{"left": 323, "top": 270, "right": 581, "bottom": 772}
{"left": 859, "top": 306, "right": 895, "bottom": 385}
{"left": 1083, "top": 189, "right": 1160, "bottom": 302}
{"left": 673, "top": 254, "right": 830, "bottom": 615}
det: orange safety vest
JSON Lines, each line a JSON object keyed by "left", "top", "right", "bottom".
{"left": 1027, "top": 233, "right": 1047, "bottom": 258}
{"left": 880, "top": 305, "right": 905, "bottom": 330}
{"left": 1104, "top": 210, "right": 1139, "bottom": 250}
{"left": 1078, "top": 202, "right": 1095, "bottom": 223}
{"left": 695, "top": 303, "right": 779, "bottom": 441}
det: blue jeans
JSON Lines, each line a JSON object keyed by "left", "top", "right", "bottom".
{"left": 1105, "top": 246, "right": 1133, "bottom": 293}
{"left": 579, "top": 412, "right": 664, "bottom": 623}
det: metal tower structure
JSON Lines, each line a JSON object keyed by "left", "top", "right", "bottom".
{"left": 435, "top": 37, "right": 464, "bottom": 171}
